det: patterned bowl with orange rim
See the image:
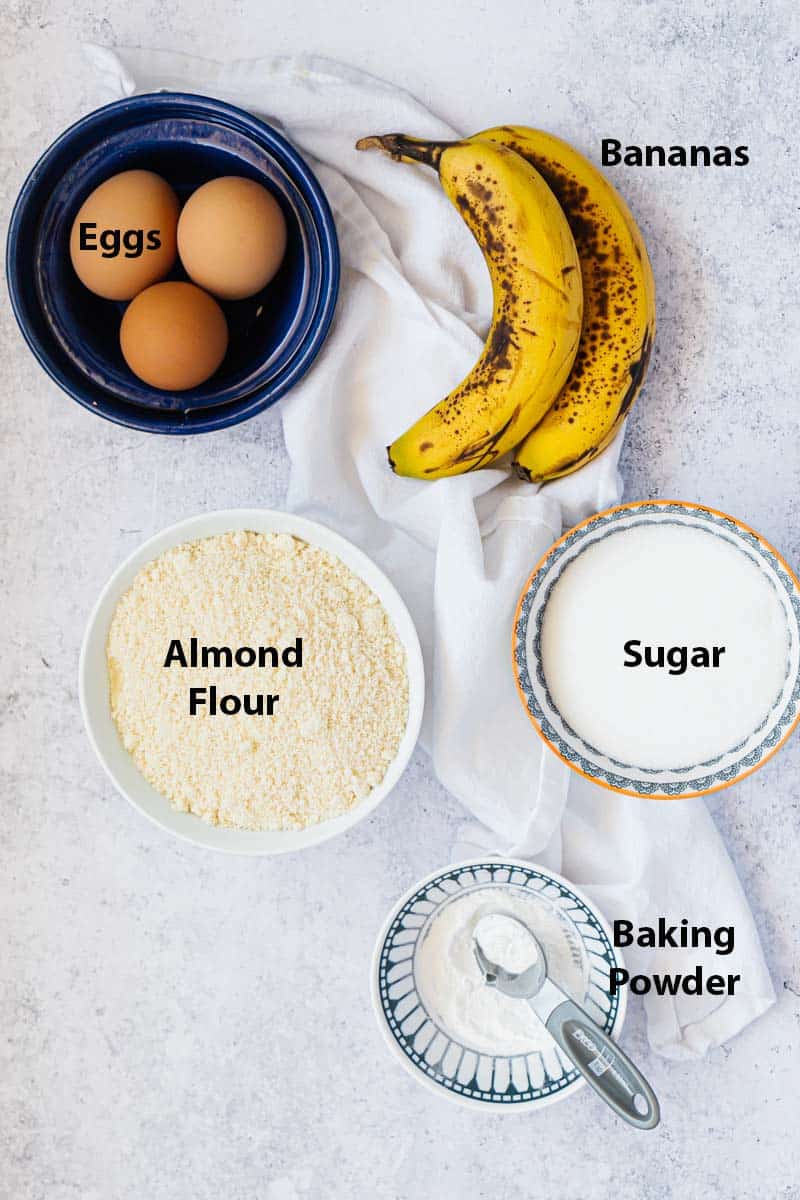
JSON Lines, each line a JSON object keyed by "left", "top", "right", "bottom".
{"left": 513, "top": 501, "right": 800, "bottom": 799}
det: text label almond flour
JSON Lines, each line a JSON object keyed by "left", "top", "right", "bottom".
{"left": 164, "top": 637, "right": 304, "bottom": 716}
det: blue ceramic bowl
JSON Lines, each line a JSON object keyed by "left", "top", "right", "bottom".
{"left": 6, "top": 93, "right": 339, "bottom": 433}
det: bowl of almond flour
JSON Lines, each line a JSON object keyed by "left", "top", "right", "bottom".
{"left": 80, "top": 510, "right": 424, "bottom": 853}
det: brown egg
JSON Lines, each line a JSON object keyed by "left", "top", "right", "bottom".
{"left": 177, "top": 176, "right": 287, "bottom": 301}
{"left": 70, "top": 170, "right": 179, "bottom": 301}
{"left": 120, "top": 282, "right": 229, "bottom": 391}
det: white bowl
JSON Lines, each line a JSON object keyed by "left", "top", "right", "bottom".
{"left": 79, "top": 508, "right": 425, "bottom": 854}
{"left": 371, "top": 858, "right": 627, "bottom": 1111}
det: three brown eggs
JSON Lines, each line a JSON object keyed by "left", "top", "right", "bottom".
{"left": 69, "top": 169, "right": 287, "bottom": 390}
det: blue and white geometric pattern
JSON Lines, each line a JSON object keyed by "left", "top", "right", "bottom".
{"left": 374, "top": 861, "right": 624, "bottom": 1110}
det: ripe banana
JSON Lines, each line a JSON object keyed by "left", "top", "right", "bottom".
{"left": 355, "top": 134, "right": 583, "bottom": 479}
{"left": 476, "top": 125, "right": 656, "bottom": 483}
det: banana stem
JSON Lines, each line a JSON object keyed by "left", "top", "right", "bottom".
{"left": 355, "top": 133, "right": 451, "bottom": 169}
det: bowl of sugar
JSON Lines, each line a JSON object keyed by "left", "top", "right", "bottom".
{"left": 372, "top": 859, "right": 626, "bottom": 1110}
{"left": 79, "top": 509, "right": 424, "bottom": 854}
{"left": 513, "top": 500, "right": 800, "bottom": 799}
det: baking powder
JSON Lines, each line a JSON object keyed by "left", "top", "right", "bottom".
{"left": 414, "top": 886, "right": 586, "bottom": 1056}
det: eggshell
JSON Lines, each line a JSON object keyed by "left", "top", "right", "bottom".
{"left": 69, "top": 170, "right": 179, "bottom": 301}
{"left": 177, "top": 176, "right": 287, "bottom": 301}
{"left": 120, "top": 282, "right": 229, "bottom": 391}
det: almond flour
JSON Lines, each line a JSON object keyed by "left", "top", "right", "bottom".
{"left": 106, "top": 530, "right": 409, "bottom": 831}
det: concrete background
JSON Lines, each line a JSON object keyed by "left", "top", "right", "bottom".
{"left": 2, "top": 1, "right": 799, "bottom": 1197}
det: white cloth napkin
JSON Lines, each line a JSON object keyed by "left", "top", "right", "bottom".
{"left": 87, "top": 45, "right": 775, "bottom": 1058}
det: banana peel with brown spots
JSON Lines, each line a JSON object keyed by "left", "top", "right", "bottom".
{"left": 356, "top": 133, "right": 583, "bottom": 480}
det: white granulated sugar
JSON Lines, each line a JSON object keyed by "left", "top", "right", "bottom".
{"left": 107, "top": 530, "right": 409, "bottom": 831}
{"left": 414, "top": 887, "right": 586, "bottom": 1057}
{"left": 541, "top": 524, "right": 790, "bottom": 769}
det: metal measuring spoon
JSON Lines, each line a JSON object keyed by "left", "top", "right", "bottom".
{"left": 473, "top": 913, "right": 660, "bottom": 1129}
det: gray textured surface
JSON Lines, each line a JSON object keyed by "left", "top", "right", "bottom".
{"left": 2, "top": 2, "right": 800, "bottom": 1197}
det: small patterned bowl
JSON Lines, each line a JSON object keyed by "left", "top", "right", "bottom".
{"left": 371, "top": 859, "right": 626, "bottom": 1111}
{"left": 513, "top": 501, "right": 800, "bottom": 800}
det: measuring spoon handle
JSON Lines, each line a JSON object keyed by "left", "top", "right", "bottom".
{"left": 543, "top": 998, "right": 660, "bottom": 1130}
